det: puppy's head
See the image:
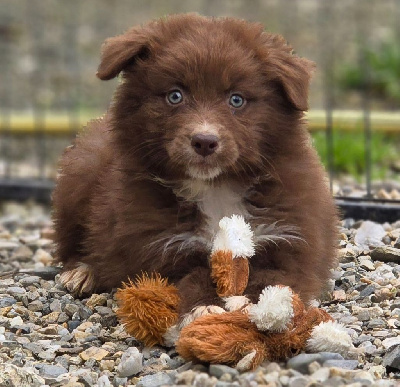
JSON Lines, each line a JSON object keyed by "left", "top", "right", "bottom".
{"left": 97, "top": 14, "right": 314, "bottom": 182}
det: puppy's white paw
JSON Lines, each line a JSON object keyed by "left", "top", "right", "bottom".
{"left": 179, "top": 305, "right": 225, "bottom": 329}
{"left": 59, "top": 263, "right": 95, "bottom": 297}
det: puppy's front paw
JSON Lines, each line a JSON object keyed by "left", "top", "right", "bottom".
{"left": 179, "top": 305, "right": 225, "bottom": 329}
{"left": 59, "top": 263, "right": 95, "bottom": 297}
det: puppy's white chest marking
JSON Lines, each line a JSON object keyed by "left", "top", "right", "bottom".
{"left": 197, "top": 183, "right": 249, "bottom": 235}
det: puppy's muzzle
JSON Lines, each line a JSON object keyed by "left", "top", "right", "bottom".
{"left": 191, "top": 134, "right": 219, "bottom": 157}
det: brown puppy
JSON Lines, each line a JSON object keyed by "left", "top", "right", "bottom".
{"left": 53, "top": 14, "right": 338, "bottom": 318}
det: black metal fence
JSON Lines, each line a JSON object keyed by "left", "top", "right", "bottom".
{"left": 1, "top": 0, "right": 400, "bottom": 220}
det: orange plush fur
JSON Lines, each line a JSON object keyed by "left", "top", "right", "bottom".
{"left": 115, "top": 273, "right": 180, "bottom": 346}
{"left": 210, "top": 251, "right": 249, "bottom": 297}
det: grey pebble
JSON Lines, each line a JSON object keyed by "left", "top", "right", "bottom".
{"left": 136, "top": 372, "right": 174, "bottom": 387}
{"left": 0, "top": 296, "right": 16, "bottom": 307}
{"left": 287, "top": 353, "right": 322, "bottom": 374}
{"left": 209, "top": 364, "right": 239, "bottom": 379}
{"left": 34, "top": 363, "right": 68, "bottom": 378}
{"left": 323, "top": 359, "right": 359, "bottom": 369}
{"left": 117, "top": 347, "right": 143, "bottom": 377}
{"left": 19, "top": 275, "right": 41, "bottom": 286}
{"left": 383, "top": 344, "right": 400, "bottom": 370}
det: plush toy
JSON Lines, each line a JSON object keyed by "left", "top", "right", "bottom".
{"left": 116, "top": 215, "right": 355, "bottom": 370}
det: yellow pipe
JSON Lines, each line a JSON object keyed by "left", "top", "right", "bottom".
{"left": 1, "top": 110, "right": 400, "bottom": 134}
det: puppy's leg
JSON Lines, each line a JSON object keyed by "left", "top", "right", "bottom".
{"left": 175, "top": 267, "right": 225, "bottom": 327}
{"left": 245, "top": 267, "right": 319, "bottom": 305}
{"left": 59, "top": 262, "right": 96, "bottom": 297}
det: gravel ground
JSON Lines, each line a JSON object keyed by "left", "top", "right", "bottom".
{"left": 1, "top": 202, "right": 400, "bottom": 387}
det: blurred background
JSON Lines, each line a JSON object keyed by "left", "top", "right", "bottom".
{"left": 0, "top": 0, "right": 400, "bottom": 208}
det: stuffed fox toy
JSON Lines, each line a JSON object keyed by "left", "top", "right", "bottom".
{"left": 116, "top": 215, "right": 354, "bottom": 370}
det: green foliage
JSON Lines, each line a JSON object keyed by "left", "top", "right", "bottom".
{"left": 338, "top": 40, "right": 400, "bottom": 105}
{"left": 311, "top": 130, "right": 398, "bottom": 179}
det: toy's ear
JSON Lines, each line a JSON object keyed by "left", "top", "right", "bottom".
{"left": 262, "top": 34, "right": 315, "bottom": 111}
{"left": 96, "top": 26, "right": 154, "bottom": 80}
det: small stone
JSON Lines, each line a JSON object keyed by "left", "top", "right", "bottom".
{"left": 10, "top": 245, "right": 34, "bottom": 261}
{"left": 370, "top": 246, "right": 400, "bottom": 262}
{"left": 323, "top": 359, "right": 358, "bottom": 370}
{"left": 332, "top": 289, "right": 346, "bottom": 302}
{"left": 7, "top": 286, "right": 26, "bottom": 297}
{"left": 287, "top": 353, "right": 322, "bottom": 374}
{"left": 9, "top": 316, "right": 24, "bottom": 327}
{"left": 86, "top": 294, "right": 108, "bottom": 309}
{"left": 0, "top": 241, "right": 19, "bottom": 249}
{"left": 359, "top": 258, "right": 375, "bottom": 271}
{"left": 100, "top": 359, "right": 115, "bottom": 371}
{"left": 64, "top": 303, "right": 80, "bottom": 317}
{"left": 28, "top": 299, "right": 43, "bottom": 312}
{"left": 117, "top": 347, "right": 143, "bottom": 377}
{"left": 113, "top": 377, "right": 128, "bottom": 387}
{"left": 175, "top": 370, "right": 196, "bottom": 385}
{"left": 68, "top": 320, "right": 81, "bottom": 331}
{"left": 0, "top": 363, "right": 45, "bottom": 387}
{"left": 288, "top": 376, "right": 310, "bottom": 387}
{"left": 32, "top": 248, "right": 53, "bottom": 265}
{"left": 383, "top": 345, "right": 400, "bottom": 370}
{"left": 98, "top": 374, "right": 112, "bottom": 387}
{"left": 35, "top": 363, "right": 68, "bottom": 379}
{"left": 382, "top": 337, "right": 400, "bottom": 349}
{"left": 354, "top": 221, "right": 386, "bottom": 248}
{"left": 359, "top": 285, "right": 375, "bottom": 298}
{"left": 19, "top": 275, "right": 41, "bottom": 286}
{"left": 311, "top": 366, "right": 330, "bottom": 382}
{"left": 136, "top": 372, "right": 174, "bottom": 387}
{"left": 42, "top": 311, "right": 61, "bottom": 324}
{"left": 0, "top": 296, "right": 16, "bottom": 308}
{"left": 209, "top": 364, "right": 239, "bottom": 378}
{"left": 79, "top": 346, "right": 109, "bottom": 361}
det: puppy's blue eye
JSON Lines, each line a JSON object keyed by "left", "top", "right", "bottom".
{"left": 229, "top": 94, "right": 245, "bottom": 108}
{"left": 167, "top": 90, "right": 183, "bottom": 105}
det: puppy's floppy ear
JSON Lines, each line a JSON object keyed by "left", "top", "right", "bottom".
{"left": 96, "top": 26, "right": 153, "bottom": 80}
{"left": 263, "top": 35, "right": 315, "bottom": 111}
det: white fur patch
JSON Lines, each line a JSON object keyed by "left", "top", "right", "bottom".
{"left": 187, "top": 166, "right": 222, "bottom": 180}
{"left": 223, "top": 296, "right": 251, "bottom": 312}
{"left": 212, "top": 215, "right": 255, "bottom": 258}
{"left": 59, "top": 263, "right": 95, "bottom": 296}
{"left": 178, "top": 305, "right": 225, "bottom": 330}
{"left": 163, "top": 324, "right": 180, "bottom": 347}
{"left": 306, "top": 321, "right": 354, "bottom": 356}
{"left": 236, "top": 350, "right": 257, "bottom": 372}
{"left": 248, "top": 286, "right": 294, "bottom": 332}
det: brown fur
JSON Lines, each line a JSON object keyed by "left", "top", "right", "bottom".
{"left": 53, "top": 14, "right": 338, "bottom": 315}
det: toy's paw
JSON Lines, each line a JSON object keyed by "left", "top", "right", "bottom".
{"left": 176, "top": 311, "right": 267, "bottom": 371}
{"left": 59, "top": 263, "right": 95, "bottom": 297}
{"left": 248, "top": 286, "right": 296, "bottom": 332}
{"left": 115, "top": 273, "right": 180, "bottom": 346}
{"left": 306, "top": 320, "right": 356, "bottom": 357}
{"left": 179, "top": 305, "right": 225, "bottom": 329}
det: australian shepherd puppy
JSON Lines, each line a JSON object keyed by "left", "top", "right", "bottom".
{"left": 53, "top": 14, "right": 338, "bottom": 318}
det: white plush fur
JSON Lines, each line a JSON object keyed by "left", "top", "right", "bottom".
{"left": 306, "top": 321, "right": 354, "bottom": 356}
{"left": 236, "top": 350, "right": 257, "bottom": 372}
{"left": 163, "top": 324, "right": 180, "bottom": 347}
{"left": 178, "top": 305, "right": 225, "bottom": 330}
{"left": 212, "top": 214, "right": 255, "bottom": 258}
{"left": 223, "top": 295, "right": 251, "bottom": 312}
{"left": 248, "top": 286, "right": 294, "bottom": 332}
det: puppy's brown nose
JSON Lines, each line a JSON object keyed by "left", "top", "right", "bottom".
{"left": 191, "top": 134, "right": 219, "bottom": 157}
